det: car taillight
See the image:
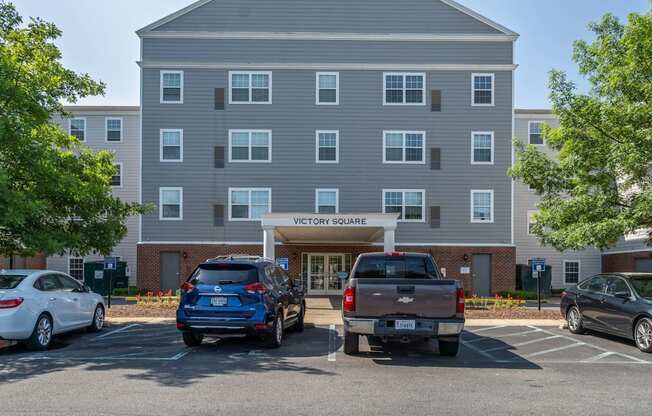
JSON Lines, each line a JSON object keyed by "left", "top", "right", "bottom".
{"left": 0, "top": 298, "right": 24, "bottom": 309}
{"left": 245, "top": 282, "right": 268, "bottom": 294}
{"left": 456, "top": 288, "right": 465, "bottom": 314}
{"left": 343, "top": 287, "right": 355, "bottom": 312}
{"left": 180, "top": 282, "right": 194, "bottom": 292}
{"left": 561, "top": 291, "right": 567, "bottom": 299}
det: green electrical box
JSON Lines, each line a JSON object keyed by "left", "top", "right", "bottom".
{"left": 516, "top": 263, "right": 552, "bottom": 297}
{"left": 83, "top": 261, "right": 128, "bottom": 296}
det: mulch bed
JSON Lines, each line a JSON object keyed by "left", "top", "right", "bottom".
{"left": 107, "top": 305, "right": 176, "bottom": 318}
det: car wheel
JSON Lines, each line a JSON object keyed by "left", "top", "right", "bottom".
{"left": 88, "top": 305, "right": 105, "bottom": 333}
{"left": 634, "top": 318, "right": 652, "bottom": 353}
{"left": 567, "top": 306, "right": 585, "bottom": 335}
{"left": 25, "top": 314, "right": 53, "bottom": 351}
{"left": 438, "top": 338, "right": 460, "bottom": 357}
{"left": 343, "top": 329, "right": 359, "bottom": 355}
{"left": 293, "top": 303, "right": 305, "bottom": 333}
{"left": 182, "top": 331, "right": 204, "bottom": 347}
{"left": 264, "top": 315, "right": 284, "bottom": 349}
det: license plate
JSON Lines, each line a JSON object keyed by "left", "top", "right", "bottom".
{"left": 210, "top": 296, "right": 228, "bottom": 307}
{"left": 395, "top": 320, "right": 416, "bottom": 330}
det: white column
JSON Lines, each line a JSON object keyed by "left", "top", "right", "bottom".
{"left": 263, "top": 226, "right": 276, "bottom": 260}
{"left": 383, "top": 227, "right": 396, "bottom": 252}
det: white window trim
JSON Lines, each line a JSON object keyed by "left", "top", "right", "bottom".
{"left": 67, "top": 256, "right": 84, "bottom": 281}
{"left": 528, "top": 120, "right": 545, "bottom": 146}
{"left": 69, "top": 117, "right": 87, "bottom": 142}
{"left": 315, "top": 72, "right": 339, "bottom": 105}
{"left": 228, "top": 129, "right": 273, "bottom": 163}
{"left": 471, "top": 131, "right": 494, "bottom": 165}
{"left": 527, "top": 210, "right": 538, "bottom": 236}
{"left": 228, "top": 71, "right": 273, "bottom": 104}
{"left": 563, "top": 260, "right": 581, "bottom": 285}
{"left": 382, "top": 130, "right": 426, "bottom": 164}
{"left": 111, "top": 162, "right": 123, "bottom": 188}
{"left": 315, "top": 130, "right": 339, "bottom": 164}
{"left": 315, "top": 188, "right": 340, "bottom": 214}
{"left": 471, "top": 73, "right": 495, "bottom": 107}
{"left": 159, "top": 129, "right": 184, "bottom": 162}
{"left": 383, "top": 72, "right": 426, "bottom": 106}
{"left": 105, "top": 117, "right": 123, "bottom": 143}
{"left": 470, "top": 189, "right": 494, "bottom": 223}
{"left": 382, "top": 189, "right": 426, "bottom": 223}
{"left": 160, "top": 70, "right": 184, "bottom": 104}
{"left": 159, "top": 187, "right": 183, "bottom": 221}
{"left": 228, "top": 187, "right": 272, "bottom": 222}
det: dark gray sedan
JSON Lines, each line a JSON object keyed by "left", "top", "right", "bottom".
{"left": 561, "top": 273, "right": 652, "bottom": 353}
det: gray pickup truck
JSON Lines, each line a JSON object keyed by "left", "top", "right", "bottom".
{"left": 341, "top": 252, "right": 465, "bottom": 356}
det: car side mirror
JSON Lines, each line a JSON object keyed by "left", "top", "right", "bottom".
{"left": 83, "top": 285, "right": 91, "bottom": 293}
{"left": 337, "top": 272, "right": 349, "bottom": 280}
{"left": 614, "top": 291, "right": 631, "bottom": 300}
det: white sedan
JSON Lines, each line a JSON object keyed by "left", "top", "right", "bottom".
{"left": 0, "top": 269, "right": 105, "bottom": 350}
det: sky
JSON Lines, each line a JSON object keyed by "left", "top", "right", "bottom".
{"left": 14, "top": 0, "right": 651, "bottom": 108}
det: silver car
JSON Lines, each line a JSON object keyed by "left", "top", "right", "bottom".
{"left": 0, "top": 270, "right": 105, "bottom": 350}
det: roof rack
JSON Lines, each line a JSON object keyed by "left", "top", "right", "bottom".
{"left": 205, "top": 255, "right": 275, "bottom": 263}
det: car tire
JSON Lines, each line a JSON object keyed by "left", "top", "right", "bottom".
{"left": 343, "top": 329, "right": 359, "bottom": 355}
{"left": 182, "top": 331, "right": 204, "bottom": 347}
{"left": 264, "top": 315, "right": 284, "bottom": 349}
{"left": 438, "top": 338, "right": 460, "bottom": 357}
{"left": 634, "top": 317, "right": 652, "bottom": 353}
{"left": 87, "top": 305, "right": 105, "bottom": 333}
{"left": 293, "top": 303, "right": 305, "bottom": 333}
{"left": 567, "top": 306, "right": 586, "bottom": 335}
{"left": 25, "top": 314, "right": 53, "bottom": 351}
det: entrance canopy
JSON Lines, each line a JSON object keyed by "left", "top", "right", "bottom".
{"left": 260, "top": 213, "right": 400, "bottom": 259}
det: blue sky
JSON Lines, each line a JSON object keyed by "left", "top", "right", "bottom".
{"left": 14, "top": 0, "right": 650, "bottom": 108}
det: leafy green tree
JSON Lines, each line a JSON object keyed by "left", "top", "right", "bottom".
{"left": 510, "top": 8, "right": 652, "bottom": 251}
{"left": 0, "top": 2, "right": 148, "bottom": 262}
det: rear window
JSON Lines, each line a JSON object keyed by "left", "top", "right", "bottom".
{"left": 0, "top": 275, "right": 27, "bottom": 289}
{"left": 629, "top": 277, "right": 652, "bottom": 299}
{"left": 353, "top": 256, "right": 438, "bottom": 279}
{"left": 188, "top": 263, "right": 259, "bottom": 286}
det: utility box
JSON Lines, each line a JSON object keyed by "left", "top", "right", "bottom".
{"left": 516, "top": 263, "right": 552, "bottom": 297}
{"left": 83, "top": 261, "right": 128, "bottom": 296}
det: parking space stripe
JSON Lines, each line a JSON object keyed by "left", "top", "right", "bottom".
{"left": 481, "top": 335, "right": 562, "bottom": 353}
{"left": 523, "top": 342, "right": 585, "bottom": 358}
{"left": 581, "top": 351, "right": 615, "bottom": 363}
{"left": 92, "top": 324, "right": 140, "bottom": 341}
{"left": 460, "top": 339, "right": 500, "bottom": 361}
{"left": 467, "top": 325, "right": 506, "bottom": 333}
{"left": 328, "top": 324, "right": 337, "bottom": 362}
{"left": 464, "top": 328, "right": 542, "bottom": 344}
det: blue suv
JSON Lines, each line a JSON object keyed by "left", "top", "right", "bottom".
{"left": 176, "top": 256, "right": 305, "bottom": 348}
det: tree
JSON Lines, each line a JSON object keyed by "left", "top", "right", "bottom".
{"left": 510, "top": 7, "right": 652, "bottom": 251}
{"left": 0, "top": 2, "right": 148, "bottom": 261}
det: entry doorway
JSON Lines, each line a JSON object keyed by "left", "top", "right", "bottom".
{"left": 304, "top": 253, "right": 350, "bottom": 295}
{"left": 472, "top": 254, "right": 492, "bottom": 297}
{"left": 160, "top": 252, "right": 181, "bottom": 291}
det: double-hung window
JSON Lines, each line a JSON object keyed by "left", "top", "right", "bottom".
{"left": 471, "top": 132, "right": 494, "bottom": 164}
{"left": 105, "top": 118, "right": 123, "bottom": 142}
{"left": 68, "top": 257, "right": 84, "bottom": 281}
{"left": 160, "top": 71, "right": 183, "bottom": 103}
{"left": 316, "top": 72, "right": 339, "bottom": 105}
{"left": 564, "top": 261, "right": 581, "bottom": 285}
{"left": 383, "top": 190, "right": 425, "bottom": 222}
{"left": 159, "top": 187, "right": 183, "bottom": 220}
{"left": 110, "top": 163, "right": 122, "bottom": 187}
{"left": 229, "top": 130, "right": 272, "bottom": 162}
{"left": 316, "top": 189, "right": 339, "bottom": 214}
{"left": 472, "top": 73, "right": 494, "bottom": 106}
{"left": 160, "top": 129, "right": 183, "bottom": 162}
{"left": 383, "top": 131, "right": 425, "bottom": 164}
{"left": 471, "top": 190, "right": 494, "bottom": 223}
{"left": 69, "top": 118, "right": 86, "bottom": 142}
{"left": 527, "top": 210, "right": 538, "bottom": 235}
{"left": 529, "top": 121, "right": 544, "bottom": 145}
{"left": 316, "top": 130, "right": 339, "bottom": 163}
{"left": 229, "top": 188, "right": 271, "bottom": 221}
{"left": 230, "top": 71, "right": 271, "bottom": 104}
{"left": 384, "top": 73, "right": 425, "bottom": 105}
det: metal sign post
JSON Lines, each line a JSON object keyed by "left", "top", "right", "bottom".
{"left": 531, "top": 258, "right": 546, "bottom": 312}
{"left": 104, "top": 257, "right": 118, "bottom": 309}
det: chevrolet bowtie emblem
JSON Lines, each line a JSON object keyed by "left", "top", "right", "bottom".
{"left": 397, "top": 297, "right": 414, "bottom": 304}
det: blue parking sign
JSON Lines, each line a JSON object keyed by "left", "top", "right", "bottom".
{"left": 104, "top": 256, "right": 118, "bottom": 271}
{"left": 531, "top": 258, "right": 546, "bottom": 274}
{"left": 277, "top": 257, "right": 289, "bottom": 271}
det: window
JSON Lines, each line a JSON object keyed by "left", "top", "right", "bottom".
{"left": 59, "top": 274, "right": 83, "bottom": 292}
{"left": 606, "top": 277, "right": 630, "bottom": 296}
{"left": 564, "top": 261, "right": 581, "bottom": 285}
{"left": 529, "top": 121, "right": 544, "bottom": 145}
{"left": 111, "top": 163, "right": 122, "bottom": 187}
{"left": 315, "top": 130, "right": 339, "bottom": 163}
{"left": 160, "top": 129, "right": 183, "bottom": 162}
{"left": 471, "top": 132, "right": 494, "bottom": 164}
{"left": 229, "top": 130, "right": 272, "bottom": 162}
{"left": 229, "top": 188, "right": 271, "bottom": 221}
{"left": 471, "top": 190, "right": 494, "bottom": 223}
{"left": 68, "top": 257, "right": 84, "bottom": 281}
{"left": 527, "top": 210, "right": 538, "bottom": 235}
{"left": 159, "top": 187, "right": 183, "bottom": 220}
{"left": 353, "top": 255, "right": 438, "bottom": 280}
{"left": 105, "top": 118, "right": 123, "bottom": 142}
{"left": 383, "top": 190, "right": 425, "bottom": 222}
{"left": 36, "top": 275, "right": 63, "bottom": 292}
{"left": 229, "top": 71, "right": 271, "bottom": 104}
{"left": 160, "top": 70, "right": 183, "bottom": 103}
{"left": 69, "top": 118, "right": 86, "bottom": 141}
{"left": 586, "top": 275, "right": 606, "bottom": 293}
{"left": 384, "top": 73, "right": 425, "bottom": 105}
{"left": 383, "top": 131, "right": 426, "bottom": 164}
{"left": 472, "top": 73, "right": 494, "bottom": 106}
{"left": 316, "top": 189, "right": 339, "bottom": 214}
{"left": 316, "top": 72, "right": 339, "bottom": 105}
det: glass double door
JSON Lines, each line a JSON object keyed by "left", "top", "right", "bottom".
{"left": 307, "top": 254, "right": 345, "bottom": 295}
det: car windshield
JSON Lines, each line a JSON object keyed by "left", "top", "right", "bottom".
{"left": 629, "top": 277, "right": 652, "bottom": 299}
{"left": 188, "top": 264, "right": 259, "bottom": 286}
{"left": 0, "top": 274, "right": 27, "bottom": 289}
{"left": 353, "top": 256, "right": 437, "bottom": 279}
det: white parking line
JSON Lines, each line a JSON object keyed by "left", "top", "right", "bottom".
{"left": 581, "top": 351, "right": 615, "bottom": 363}
{"left": 467, "top": 325, "right": 506, "bottom": 333}
{"left": 328, "top": 324, "right": 337, "bottom": 362}
{"left": 481, "top": 335, "right": 562, "bottom": 353}
{"left": 523, "top": 342, "right": 586, "bottom": 358}
{"left": 459, "top": 339, "right": 499, "bottom": 361}
{"left": 464, "top": 328, "right": 542, "bottom": 344}
{"left": 92, "top": 324, "right": 140, "bottom": 341}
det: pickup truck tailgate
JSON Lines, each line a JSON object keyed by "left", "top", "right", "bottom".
{"left": 354, "top": 279, "right": 457, "bottom": 318}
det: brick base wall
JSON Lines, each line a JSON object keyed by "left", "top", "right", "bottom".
{"left": 0, "top": 254, "right": 47, "bottom": 270}
{"left": 138, "top": 243, "right": 515, "bottom": 295}
{"left": 603, "top": 251, "right": 652, "bottom": 273}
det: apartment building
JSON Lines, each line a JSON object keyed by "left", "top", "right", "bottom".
{"left": 136, "top": 0, "right": 519, "bottom": 295}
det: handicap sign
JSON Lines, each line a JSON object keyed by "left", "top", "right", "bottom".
{"left": 104, "top": 256, "right": 118, "bottom": 271}
{"left": 531, "top": 258, "right": 546, "bottom": 274}
{"left": 276, "top": 257, "right": 289, "bottom": 271}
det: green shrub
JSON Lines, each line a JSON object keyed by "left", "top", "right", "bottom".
{"left": 498, "top": 290, "right": 540, "bottom": 300}
{"left": 112, "top": 288, "right": 128, "bottom": 296}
